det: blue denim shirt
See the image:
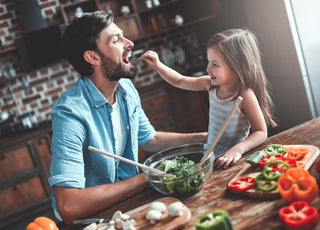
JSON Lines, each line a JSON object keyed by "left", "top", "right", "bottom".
{"left": 48, "top": 77, "right": 155, "bottom": 218}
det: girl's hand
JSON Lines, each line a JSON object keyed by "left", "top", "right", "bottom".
{"left": 140, "top": 50, "right": 161, "bottom": 69}
{"left": 214, "top": 150, "right": 242, "bottom": 169}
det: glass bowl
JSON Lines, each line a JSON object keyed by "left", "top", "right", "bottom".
{"left": 142, "top": 143, "right": 214, "bottom": 197}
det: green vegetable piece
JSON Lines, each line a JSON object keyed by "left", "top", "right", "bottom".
{"left": 245, "top": 151, "right": 265, "bottom": 166}
{"left": 195, "top": 209, "right": 233, "bottom": 230}
{"left": 256, "top": 173, "right": 277, "bottom": 192}
{"left": 262, "top": 160, "right": 291, "bottom": 180}
{"left": 247, "top": 172, "right": 262, "bottom": 178}
{"left": 264, "top": 144, "right": 286, "bottom": 155}
{"left": 159, "top": 156, "right": 205, "bottom": 195}
{"left": 163, "top": 160, "right": 177, "bottom": 172}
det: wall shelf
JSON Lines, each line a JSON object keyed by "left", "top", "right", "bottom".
{"left": 59, "top": 0, "right": 220, "bottom": 41}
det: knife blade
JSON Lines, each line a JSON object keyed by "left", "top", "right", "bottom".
{"left": 73, "top": 218, "right": 111, "bottom": 224}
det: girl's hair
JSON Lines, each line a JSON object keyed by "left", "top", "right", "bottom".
{"left": 62, "top": 11, "right": 114, "bottom": 76}
{"left": 207, "top": 28, "right": 277, "bottom": 127}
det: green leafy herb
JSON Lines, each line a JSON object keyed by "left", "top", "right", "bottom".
{"left": 157, "top": 156, "right": 205, "bottom": 195}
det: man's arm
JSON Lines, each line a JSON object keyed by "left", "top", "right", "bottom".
{"left": 141, "top": 131, "right": 208, "bottom": 153}
{"left": 54, "top": 173, "right": 148, "bottom": 224}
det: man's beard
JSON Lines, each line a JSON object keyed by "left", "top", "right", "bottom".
{"left": 100, "top": 52, "right": 137, "bottom": 81}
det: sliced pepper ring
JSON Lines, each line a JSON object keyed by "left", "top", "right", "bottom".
{"left": 279, "top": 201, "right": 319, "bottom": 230}
{"left": 264, "top": 144, "right": 286, "bottom": 155}
{"left": 262, "top": 160, "right": 291, "bottom": 180}
{"left": 285, "top": 146, "right": 309, "bottom": 158}
{"left": 258, "top": 154, "right": 285, "bottom": 167}
{"left": 195, "top": 209, "right": 233, "bottom": 230}
{"left": 256, "top": 173, "right": 277, "bottom": 192}
{"left": 229, "top": 176, "right": 256, "bottom": 192}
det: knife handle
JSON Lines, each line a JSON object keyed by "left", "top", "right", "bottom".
{"left": 73, "top": 218, "right": 107, "bottom": 224}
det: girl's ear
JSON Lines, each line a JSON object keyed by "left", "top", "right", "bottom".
{"left": 83, "top": 50, "right": 101, "bottom": 65}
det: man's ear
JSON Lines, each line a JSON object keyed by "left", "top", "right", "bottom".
{"left": 83, "top": 50, "right": 101, "bottom": 65}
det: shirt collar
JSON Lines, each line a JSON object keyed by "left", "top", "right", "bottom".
{"left": 82, "top": 77, "right": 127, "bottom": 108}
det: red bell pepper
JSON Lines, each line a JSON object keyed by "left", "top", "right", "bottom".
{"left": 259, "top": 154, "right": 285, "bottom": 167}
{"left": 279, "top": 201, "right": 319, "bottom": 230}
{"left": 229, "top": 176, "right": 256, "bottom": 192}
{"left": 283, "top": 158, "right": 297, "bottom": 168}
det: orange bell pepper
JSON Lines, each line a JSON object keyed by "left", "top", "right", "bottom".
{"left": 25, "top": 217, "right": 59, "bottom": 230}
{"left": 277, "top": 167, "right": 318, "bottom": 203}
{"left": 295, "top": 161, "right": 306, "bottom": 168}
{"left": 285, "top": 147, "right": 309, "bottom": 160}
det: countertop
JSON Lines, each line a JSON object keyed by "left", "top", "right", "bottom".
{"left": 58, "top": 116, "right": 320, "bottom": 230}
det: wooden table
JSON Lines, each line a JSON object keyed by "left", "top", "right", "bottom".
{"left": 59, "top": 117, "right": 320, "bottom": 230}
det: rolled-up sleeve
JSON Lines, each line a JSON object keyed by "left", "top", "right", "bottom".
{"left": 137, "top": 106, "right": 155, "bottom": 144}
{"left": 49, "top": 102, "right": 86, "bottom": 189}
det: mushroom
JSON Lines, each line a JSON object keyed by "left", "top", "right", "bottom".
{"left": 149, "top": 201, "right": 166, "bottom": 213}
{"left": 122, "top": 218, "right": 136, "bottom": 230}
{"left": 111, "top": 211, "right": 124, "bottom": 229}
{"left": 146, "top": 210, "right": 162, "bottom": 224}
{"left": 167, "top": 202, "right": 184, "bottom": 217}
{"left": 82, "top": 223, "right": 97, "bottom": 230}
{"left": 97, "top": 225, "right": 115, "bottom": 230}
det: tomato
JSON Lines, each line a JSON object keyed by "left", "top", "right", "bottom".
{"left": 25, "top": 217, "right": 59, "bottom": 230}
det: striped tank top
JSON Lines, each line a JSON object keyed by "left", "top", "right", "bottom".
{"left": 207, "top": 88, "right": 251, "bottom": 156}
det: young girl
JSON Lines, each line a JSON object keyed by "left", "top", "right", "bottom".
{"left": 141, "top": 28, "right": 277, "bottom": 169}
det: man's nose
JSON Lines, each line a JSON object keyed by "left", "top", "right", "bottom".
{"left": 124, "top": 37, "right": 134, "bottom": 49}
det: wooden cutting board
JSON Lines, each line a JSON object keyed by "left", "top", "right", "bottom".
{"left": 97, "top": 197, "right": 191, "bottom": 230}
{"left": 228, "top": 145, "right": 319, "bottom": 198}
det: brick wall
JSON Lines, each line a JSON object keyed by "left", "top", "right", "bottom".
{"left": 0, "top": 0, "right": 203, "bottom": 127}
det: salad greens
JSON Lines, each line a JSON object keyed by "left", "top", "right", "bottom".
{"left": 157, "top": 156, "right": 205, "bottom": 195}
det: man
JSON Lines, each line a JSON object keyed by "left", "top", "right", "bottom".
{"left": 49, "top": 11, "right": 207, "bottom": 224}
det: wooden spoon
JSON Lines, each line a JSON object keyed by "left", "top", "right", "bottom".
{"left": 199, "top": 96, "right": 243, "bottom": 165}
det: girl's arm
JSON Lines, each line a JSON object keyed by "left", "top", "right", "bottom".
{"left": 214, "top": 88, "right": 268, "bottom": 169}
{"left": 141, "top": 50, "right": 211, "bottom": 91}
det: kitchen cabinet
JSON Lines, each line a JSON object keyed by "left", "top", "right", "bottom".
{"left": 60, "top": 0, "right": 220, "bottom": 40}
{"left": 0, "top": 128, "right": 52, "bottom": 229}
{"left": 135, "top": 0, "right": 220, "bottom": 37}
{"left": 60, "top": 0, "right": 142, "bottom": 40}
{"left": 139, "top": 81, "right": 209, "bottom": 133}
{"left": 137, "top": 81, "right": 209, "bottom": 161}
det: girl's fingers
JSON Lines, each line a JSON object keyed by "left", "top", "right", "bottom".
{"left": 215, "top": 156, "right": 229, "bottom": 169}
{"left": 223, "top": 158, "right": 233, "bottom": 169}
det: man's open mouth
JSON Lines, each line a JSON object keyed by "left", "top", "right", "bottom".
{"left": 122, "top": 50, "right": 132, "bottom": 64}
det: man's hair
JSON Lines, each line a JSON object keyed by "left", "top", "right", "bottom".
{"left": 62, "top": 11, "right": 114, "bottom": 76}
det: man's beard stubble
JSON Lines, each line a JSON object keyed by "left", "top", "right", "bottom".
{"left": 101, "top": 52, "right": 137, "bottom": 81}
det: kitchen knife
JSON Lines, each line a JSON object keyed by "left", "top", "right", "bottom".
{"left": 73, "top": 218, "right": 111, "bottom": 224}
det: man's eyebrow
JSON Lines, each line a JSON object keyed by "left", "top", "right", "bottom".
{"left": 109, "top": 32, "right": 122, "bottom": 41}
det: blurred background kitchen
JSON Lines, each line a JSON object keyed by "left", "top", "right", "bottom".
{"left": 0, "top": 0, "right": 319, "bottom": 229}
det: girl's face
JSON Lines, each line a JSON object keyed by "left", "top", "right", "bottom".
{"left": 206, "top": 47, "right": 238, "bottom": 88}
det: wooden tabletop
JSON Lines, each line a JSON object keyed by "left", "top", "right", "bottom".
{"left": 59, "top": 117, "right": 320, "bottom": 230}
